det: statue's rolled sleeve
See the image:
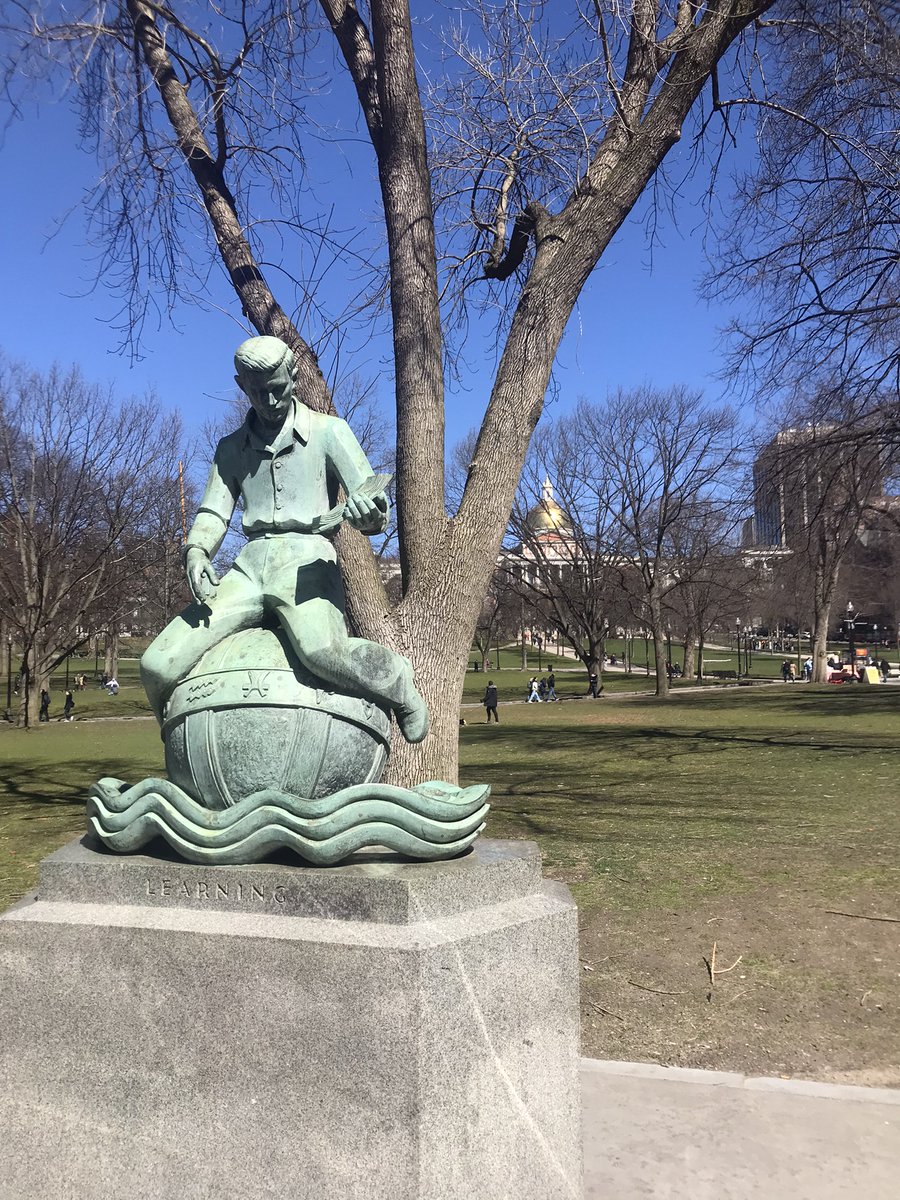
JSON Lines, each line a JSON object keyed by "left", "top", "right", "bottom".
{"left": 327, "top": 418, "right": 390, "bottom": 533}
{"left": 184, "top": 440, "right": 240, "bottom": 559}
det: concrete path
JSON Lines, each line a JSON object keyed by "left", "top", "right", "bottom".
{"left": 581, "top": 1059, "right": 900, "bottom": 1199}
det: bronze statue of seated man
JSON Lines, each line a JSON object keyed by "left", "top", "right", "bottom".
{"left": 141, "top": 335, "right": 427, "bottom": 744}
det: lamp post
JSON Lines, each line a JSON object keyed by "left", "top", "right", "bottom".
{"left": 536, "top": 635, "right": 543, "bottom": 672}
{"left": 5, "top": 635, "right": 12, "bottom": 722}
{"left": 736, "top": 620, "right": 742, "bottom": 676}
{"left": 666, "top": 624, "right": 673, "bottom": 680}
{"left": 846, "top": 601, "right": 857, "bottom": 668}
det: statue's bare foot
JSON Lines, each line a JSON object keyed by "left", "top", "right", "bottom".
{"left": 396, "top": 691, "right": 429, "bottom": 743}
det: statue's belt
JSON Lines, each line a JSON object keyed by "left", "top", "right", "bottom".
{"left": 246, "top": 527, "right": 333, "bottom": 539}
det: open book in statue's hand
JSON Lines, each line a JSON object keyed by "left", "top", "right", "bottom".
{"left": 313, "top": 473, "right": 392, "bottom": 535}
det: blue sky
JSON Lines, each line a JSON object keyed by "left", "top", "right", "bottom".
{"left": 1, "top": 57, "right": 755, "bottom": 466}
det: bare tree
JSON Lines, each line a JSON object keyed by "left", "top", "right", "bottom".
{"left": 667, "top": 548, "right": 756, "bottom": 680}
{"left": 5, "top": 1, "right": 791, "bottom": 778}
{"left": 751, "top": 417, "right": 889, "bottom": 681}
{"left": 710, "top": 2, "right": 900, "bottom": 444}
{"left": 581, "top": 387, "right": 743, "bottom": 697}
{"left": 472, "top": 569, "right": 519, "bottom": 671}
{"left": 505, "top": 431, "right": 631, "bottom": 690}
{"left": 0, "top": 358, "right": 184, "bottom": 724}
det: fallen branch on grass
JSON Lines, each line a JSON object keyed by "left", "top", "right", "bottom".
{"left": 627, "top": 980, "right": 686, "bottom": 996}
{"left": 587, "top": 1000, "right": 625, "bottom": 1022}
{"left": 825, "top": 910, "right": 900, "bottom": 924}
{"left": 704, "top": 940, "right": 743, "bottom": 1002}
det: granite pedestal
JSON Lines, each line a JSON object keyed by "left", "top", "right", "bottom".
{"left": 0, "top": 837, "right": 583, "bottom": 1199}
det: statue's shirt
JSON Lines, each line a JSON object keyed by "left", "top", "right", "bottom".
{"left": 185, "top": 404, "right": 385, "bottom": 556}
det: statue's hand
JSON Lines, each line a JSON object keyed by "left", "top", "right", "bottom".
{"left": 186, "top": 547, "right": 220, "bottom": 604}
{"left": 343, "top": 490, "right": 388, "bottom": 534}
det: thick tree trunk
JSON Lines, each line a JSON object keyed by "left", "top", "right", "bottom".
{"left": 812, "top": 546, "right": 840, "bottom": 683}
{"left": 682, "top": 634, "right": 698, "bottom": 681}
{"left": 382, "top": 600, "right": 472, "bottom": 785}
{"left": 812, "top": 580, "right": 836, "bottom": 683}
{"left": 812, "top": 608, "right": 832, "bottom": 683}
{"left": 104, "top": 628, "right": 120, "bottom": 682}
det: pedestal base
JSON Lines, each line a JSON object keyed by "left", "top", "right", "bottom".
{"left": 0, "top": 838, "right": 583, "bottom": 1199}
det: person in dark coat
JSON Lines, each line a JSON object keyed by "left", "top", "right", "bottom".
{"left": 64, "top": 690, "right": 75, "bottom": 721}
{"left": 39, "top": 689, "right": 50, "bottom": 721}
{"left": 483, "top": 680, "right": 499, "bottom": 723}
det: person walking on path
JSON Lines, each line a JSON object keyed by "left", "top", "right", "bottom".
{"left": 802, "top": 656, "right": 813, "bottom": 682}
{"left": 547, "top": 671, "right": 558, "bottom": 701}
{"left": 789, "top": 661, "right": 797, "bottom": 683}
{"left": 528, "top": 676, "right": 542, "bottom": 702}
{"left": 483, "top": 680, "right": 499, "bottom": 723}
{"left": 781, "top": 660, "right": 791, "bottom": 682}
{"left": 39, "top": 689, "right": 50, "bottom": 722}
{"left": 588, "top": 671, "right": 599, "bottom": 698}
{"left": 63, "top": 690, "right": 75, "bottom": 722}
{"left": 879, "top": 657, "right": 890, "bottom": 682}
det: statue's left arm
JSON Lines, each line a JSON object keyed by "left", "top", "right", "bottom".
{"left": 327, "top": 419, "right": 390, "bottom": 535}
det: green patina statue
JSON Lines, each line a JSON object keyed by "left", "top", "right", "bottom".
{"left": 141, "top": 335, "right": 427, "bottom": 743}
{"left": 88, "top": 336, "right": 489, "bottom": 865}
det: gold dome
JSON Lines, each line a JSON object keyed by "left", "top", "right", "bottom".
{"left": 525, "top": 479, "right": 573, "bottom": 535}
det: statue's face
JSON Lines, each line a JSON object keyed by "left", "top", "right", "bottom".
{"left": 236, "top": 358, "right": 294, "bottom": 427}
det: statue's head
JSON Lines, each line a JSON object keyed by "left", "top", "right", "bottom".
{"left": 234, "top": 336, "right": 298, "bottom": 427}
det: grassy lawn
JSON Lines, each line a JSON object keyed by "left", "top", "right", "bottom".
{"left": 460, "top": 686, "right": 900, "bottom": 1083}
{"left": 0, "top": 722, "right": 163, "bottom": 910}
{"left": 2, "top": 684, "right": 898, "bottom": 1083}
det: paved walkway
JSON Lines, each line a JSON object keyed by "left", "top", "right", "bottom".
{"left": 581, "top": 1059, "right": 900, "bottom": 1199}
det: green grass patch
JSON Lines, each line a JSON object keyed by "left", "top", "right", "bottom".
{"left": 0, "top": 722, "right": 163, "bottom": 910}
{"left": 461, "top": 687, "right": 900, "bottom": 911}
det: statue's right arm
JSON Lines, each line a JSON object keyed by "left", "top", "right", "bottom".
{"left": 183, "top": 441, "right": 240, "bottom": 600}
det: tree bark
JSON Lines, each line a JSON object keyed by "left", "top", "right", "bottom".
{"left": 683, "top": 635, "right": 698, "bottom": 681}
{"left": 812, "top": 559, "right": 839, "bottom": 683}
{"left": 104, "top": 627, "right": 120, "bottom": 682}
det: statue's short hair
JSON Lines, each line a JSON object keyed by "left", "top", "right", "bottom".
{"left": 234, "top": 336, "right": 294, "bottom": 375}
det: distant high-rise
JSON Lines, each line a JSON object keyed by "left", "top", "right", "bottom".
{"left": 748, "top": 426, "right": 888, "bottom": 549}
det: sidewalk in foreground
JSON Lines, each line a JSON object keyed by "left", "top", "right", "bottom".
{"left": 582, "top": 1059, "right": 900, "bottom": 1199}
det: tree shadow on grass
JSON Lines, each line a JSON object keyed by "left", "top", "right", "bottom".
{"left": 0, "top": 756, "right": 158, "bottom": 810}
{"left": 461, "top": 720, "right": 896, "bottom": 760}
{"left": 625, "top": 686, "right": 900, "bottom": 720}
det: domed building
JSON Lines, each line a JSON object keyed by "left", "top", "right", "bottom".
{"left": 524, "top": 477, "right": 574, "bottom": 544}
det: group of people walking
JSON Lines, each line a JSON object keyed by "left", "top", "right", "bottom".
{"left": 527, "top": 673, "right": 559, "bottom": 703}
{"left": 35, "top": 671, "right": 121, "bottom": 722}
{"left": 481, "top": 670, "right": 561, "bottom": 722}
{"left": 38, "top": 689, "right": 76, "bottom": 722}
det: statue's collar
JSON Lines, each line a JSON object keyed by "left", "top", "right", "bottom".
{"left": 244, "top": 401, "right": 310, "bottom": 451}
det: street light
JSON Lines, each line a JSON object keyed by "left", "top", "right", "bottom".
{"left": 736, "top": 619, "right": 742, "bottom": 676}
{"left": 846, "top": 601, "right": 857, "bottom": 668}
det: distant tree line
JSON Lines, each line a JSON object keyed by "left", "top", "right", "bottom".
{"left": 485, "top": 384, "right": 898, "bottom": 692}
{"left": 0, "top": 356, "right": 190, "bottom": 725}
